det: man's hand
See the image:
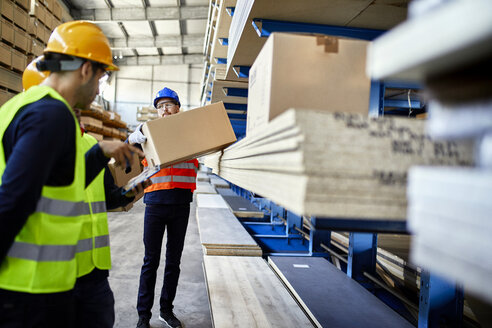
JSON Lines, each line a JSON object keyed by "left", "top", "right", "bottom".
{"left": 98, "top": 140, "right": 144, "bottom": 168}
{"left": 128, "top": 123, "right": 147, "bottom": 144}
{"left": 124, "top": 179, "right": 152, "bottom": 198}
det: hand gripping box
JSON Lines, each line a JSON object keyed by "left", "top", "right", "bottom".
{"left": 141, "top": 101, "right": 237, "bottom": 167}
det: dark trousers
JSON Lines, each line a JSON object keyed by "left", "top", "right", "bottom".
{"left": 0, "top": 288, "right": 75, "bottom": 328}
{"left": 137, "top": 203, "right": 190, "bottom": 318}
{"left": 73, "top": 271, "right": 115, "bottom": 328}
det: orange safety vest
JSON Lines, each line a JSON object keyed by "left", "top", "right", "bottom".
{"left": 142, "top": 158, "right": 198, "bottom": 193}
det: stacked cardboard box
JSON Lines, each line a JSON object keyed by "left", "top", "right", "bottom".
{"left": 0, "top": 0, "right": 70, "bottom": 106}
{"left": 81, "top": 104, "right": 129, "bottom": 141}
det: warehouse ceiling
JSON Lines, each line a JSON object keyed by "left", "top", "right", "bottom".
{"left": 62, "top": 0, "right": 208, "bottom": 66}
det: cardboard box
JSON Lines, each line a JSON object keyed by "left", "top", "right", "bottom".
{"left": 14, "top": 0, "right": 31, "bottom": 12}
{"left": 11, "top": 48, "right": 26, "bottom": 71}
{"left": 0, "top": 42, "right": 11, "bottom": 67}
{"left": 53, "top": 0, "right": 61, "bottom": 20}
{"left": 0, "top": 88, "right": 15, "bottom": 106}
{"left": 13, "top": 4, "right": 28, "bottom": 31}
{"left": 81, "top": 115, "right": 103, "bottom": 129}
{"left": 86, "top": 131, "right": 103, "bottom": 141}
{"left": 0, "top": 66, "right": 22, "bottom": 92}
{"left": 29, "top": 1, "right": 46, "bottom": 27}
{"left": 107, "top": 152, "right": 143, "bottom": 188}
{"left": 13, "top": 26, "right": 28, "bottom": 52}
{"left": 247, "top": 33, "right": 371, "bottom": 134}
{"left": 28, "top": 36, "right": 43, "bottom": 55}
{"left": 1, "top": 18, "right": 14, "bottom": 44}
{"left": 107, "top": 152, "right": 144, "bottom": 212}
{"left": 0, "top": 1, "right": 14, "bottom": 22}
{"left": 142, "top": 101, "right": 236, "bottom": 168}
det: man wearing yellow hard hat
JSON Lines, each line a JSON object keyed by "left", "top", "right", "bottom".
{"left": 0, "top": 21, "right": 143, "bottom": 327}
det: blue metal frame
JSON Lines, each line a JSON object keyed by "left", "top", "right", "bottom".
{"left": 223, "top": 87, "right": 248, "bottom": 97}
{"left": 419, "top": 270, "right": 464, "bottom": 328}
{"left": 286, "top": 210, "right": 302, "bottom": 236}
{"left": 347, "top": 233, "right": 377, "bottom": 284}
{"left": 224, "top": 103, "right": 247, "bottom": 111}
{"left": 369, "top": 80, "right": 385, "bottom": 117}
{"left": 252, "top": 18, "right": 386, "bottom": 41}
{"left": 215, "top": 57, "right": 227, "bottom": 64}
{"left": 310, "top": 217, "right": 407, "bottom": 234}
{"left": 219, "top": 38, "right": 228, "bottom": 46}
{"left": 384, "top": 99, "right": 421, "bottom": 109}
{"left": 225, "top": 6, "right": 234, "bottom": 16}
{"left": 232, "top": 65, "right": 250, "bottom": 78}
{"left": 227, "top": 113, "right": 247, "bottom": 120}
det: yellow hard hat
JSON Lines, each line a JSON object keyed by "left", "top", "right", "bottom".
{"left": 44, "top": 21, "right": 119, "bottom": 71}
{"left": 22, "top": 56, "right": 50, "bottom": 91}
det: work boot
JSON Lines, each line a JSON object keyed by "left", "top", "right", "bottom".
{"left": 136, "top": 315, "right": 150, "bottom": 328}
{"left": 159, "top": 311, "right": 182, "bottom": 328}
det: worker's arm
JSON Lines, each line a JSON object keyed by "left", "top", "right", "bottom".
{"left": 0, "top": 98, "right": 76, "bottom": 261}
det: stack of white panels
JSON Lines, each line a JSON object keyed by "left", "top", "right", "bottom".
{"left": 408, "top": 166, "right": 492, "bottom": 303}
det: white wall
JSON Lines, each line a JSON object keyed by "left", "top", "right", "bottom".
{"left": 103, "top": 63, "right": 203, "bottom": 129}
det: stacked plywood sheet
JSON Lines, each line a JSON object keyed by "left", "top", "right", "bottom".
{"left": 203, "top": 255, "right": 313, "bottom": 327}
{"left": 407, "top": 167, "right": 492, "bottom": 304}
{"left": 203, "top": 108, "right": 473, "bottom": 220}
{"left": 197, "top": 171, "right": 211, "bottom": 182}
{"left": 194, "top": 181, "right": 217, "bottom": 194}
{"left": 197, "top": 207, "right": 261, "bottom": 256}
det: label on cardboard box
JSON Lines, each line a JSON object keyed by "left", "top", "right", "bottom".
{"left": 141, "top": 101, "right": 236, "bottom": 168}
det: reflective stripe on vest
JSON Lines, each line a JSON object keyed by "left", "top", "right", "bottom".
{"left": 8, "top": 242, "right": 76, "bottom": 262}
{"left": 0, "top": 86, "right": 86, "bottom": 293}
{"left": 151, "top": 175, "right": 197, "bottom": 184}
{"left": 90, "top": 201, "right": 107, "bottom": 214}
{"left": 76, "top": 235, "right": 110, "bottom": 253}
{"left": 36, "top": 196, "right": 91, "bottom": 217}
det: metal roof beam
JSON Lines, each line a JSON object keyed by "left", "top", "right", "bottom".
{"left": 117, "top": 54, "right": 203, "bottom": 66}
{"left": 110, "top": 34, "right": 203, "bottom": 48}
{"left": 75, "top": 6, "right": 208, "bottom": 21}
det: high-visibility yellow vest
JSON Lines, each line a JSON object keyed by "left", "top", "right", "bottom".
{"left": 76, "top": 133, "right": 111, "bottom": 277}
{"left": 0, "top": 86, "right": 87, "bottom": 293}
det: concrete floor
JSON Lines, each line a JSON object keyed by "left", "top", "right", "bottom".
{"left": 107, "top": 197, "right": 212, "bottom": 328}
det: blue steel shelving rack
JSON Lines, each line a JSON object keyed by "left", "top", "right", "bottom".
{"left": 216, "top": 7, "right": 465, "bottom": 328}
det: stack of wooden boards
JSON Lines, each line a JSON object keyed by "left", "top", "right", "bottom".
{"left": 0, "top": 0, "right": 71, "bottom": 106}
{"left": 81, "top": 103, "right": 128, "bottom": 141}
{"left": 200, "top": 0, "right": 248, "bottom": 125}
{"left": 136, "top": 105, "right": 158, "bottom": 122}
{"left": 195, "top": 172, "right": 316, "bottom": 327}
{"left": 203, "top": 108, "right": 474, "bottom": 220}
{"left": 407, "top": 167, "right": 492, "bottom": 304}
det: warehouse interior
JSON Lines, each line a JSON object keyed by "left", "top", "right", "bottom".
{"left": 0, "top": 0, "right": 491, "bottom": 327}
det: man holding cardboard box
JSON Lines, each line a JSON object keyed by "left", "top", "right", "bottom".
{"left": 129, "top": 87, "right": 198, "bottom": 328}
{"left": 0, "top": 21, "right": 143, "bottom": 327}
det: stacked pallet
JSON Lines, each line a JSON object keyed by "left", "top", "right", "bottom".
{"left": 0, "top": 0, "right": 71, "bottom": 106}
{"left": 136, "top": 105, "right": 158, "bottom": 122}
{"left": 203, "top": 108, "right": 474, "bottom": 220}
{"left": 81, "top": 103, "right": 128, "bottom": 141}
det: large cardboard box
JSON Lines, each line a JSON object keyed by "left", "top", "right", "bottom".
{"left": 1, "top": 19, "right": 14, "bottom": 44}
{"left": 0, "top": 1, "right": 14, "bottom": 22}
{"left": 0, "top": 42, "right": 11, "bottom": 67}
{"left": 13, "top": 4, "right": 28, "bottom": 31}
{"left": 107, "top": 152, "right": 144, "bottom": 212}
{"left": 247, "top": 33, "right": 371, "bottom": 134}
{"left": 141, "top": 101, "right": 236, "bottom": 167}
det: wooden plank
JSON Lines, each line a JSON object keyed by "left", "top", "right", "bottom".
{"left": 194, "top": 182, "right": 217, "bottom": 194}
{"left": 196, "top": 194, "right": 229, "bottom": 209}
{"left": 204, "top": 247, "right": 262, "bottom": 257}
{"left": 268, "top": 256, "right": 414, "bottom": 328}
{"left": 196, "top": 207, "right": 259, "bottom": 248}
{"left": 222, "top": 195, "right": 264, "bottom": 218}
{"left": 215, "top": 187, "right": 237, "bottom": 197}
{"left": 203, "top": 255, "right": 314, "bottom": 327}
